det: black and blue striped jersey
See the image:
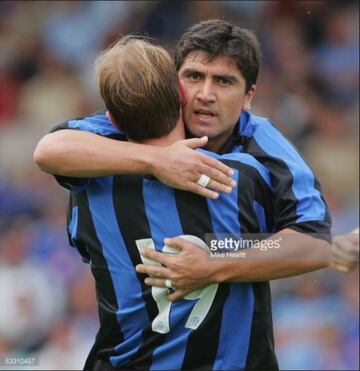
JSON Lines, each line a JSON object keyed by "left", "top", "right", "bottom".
{"left": 51, "top": 109, "right": 331, "bottom": 239}
{"left": 51, "top": 110, "right": 331, "bottom": 370}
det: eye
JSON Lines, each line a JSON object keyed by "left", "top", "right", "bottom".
{"left": 190, "top": 72, "right": 201, "bottom": 80}
{"left": 217, "top": 77, "right": 231, "bottom": 86}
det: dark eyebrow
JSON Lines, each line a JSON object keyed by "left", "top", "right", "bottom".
{"left": 180, "top": 68, "right": 204, "bottom": 76}
{"left": 180, "top": 68, "right": 239, "bottom": 83}
{"left": 214, "top": 75, "right": 239, "bottom": 83}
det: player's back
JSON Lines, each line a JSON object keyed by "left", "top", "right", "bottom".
{"left": 68, "top": 151, "right": 277, "bottom": 370}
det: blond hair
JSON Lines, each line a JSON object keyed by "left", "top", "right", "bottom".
{"left": 96, "top": 36, "right": 180, "bottom": 140}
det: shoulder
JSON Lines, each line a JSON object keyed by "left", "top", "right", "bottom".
{"left": 50, "top": 109, "right": 125, "bottom": 139}
{"left": 240, "top": 112, "right": 308, "bottom": 166}
{"left": 198, "top": 148, "right": 272, "bottom": 190}
{"left": 239, "top": 111, "right": 320, "bottom": 189}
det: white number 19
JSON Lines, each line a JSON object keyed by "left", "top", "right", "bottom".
{"left": 136, "top": 235, "right": 219, "bottom": 334}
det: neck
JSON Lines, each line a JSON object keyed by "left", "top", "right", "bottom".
{"left": 131, "top": 117, "right": 185, "bottom": 147}
{"left": 204, "top": 136, "right": 229, "bottom": 153}
{"left": 183, "top": 127, "right": 231, "bottom": 154}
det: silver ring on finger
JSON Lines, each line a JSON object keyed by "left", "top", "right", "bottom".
{"left": 196, "top": 174, "right": 211, "bottom": 188}
{"left": 165, "top": 279, "right": 174, "bottom": 289}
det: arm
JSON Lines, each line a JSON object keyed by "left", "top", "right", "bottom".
{"left": 34, "top": 129, "right": 161, "bottom": 177}
{"left": 136, "top": 119, "right": 333, "bottom": 298}
{"left": 34, "top": 129, "right": 235, "bottom": 199}
{"left": 136, "top": 229, "right": 331, "bottom": 301}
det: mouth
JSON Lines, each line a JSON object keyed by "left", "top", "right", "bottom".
{"left": 194, "top": 109, "right": 217, "bottom": 118}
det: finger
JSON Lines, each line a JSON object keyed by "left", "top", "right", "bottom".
{"left": 333, "top": 240, "right": 359, "bottom": 261}
{"left": 206, "top": 178, "right": 233, "bottom": 194}
{"left": 140, "top": 248, "right": 171, "bottom": 266}
{"left": 144, "top": 277, "right": 167, "bottom": 287}
{"left": 334, "top": 236, "right": 358, "bottom": 254}
{"left": 199, "top": 165, "right": 236, "bottom": 189}
{"left": 332, "top": 242, "right": 358, "bottom": 263}
{"left": 331, "top": 260, "right": 352, "bottom": 273}
{"left": 331, "top": 259, "right": 356, "bottom": 273}
{"left": 166, "top": 289, "right": 191, "bottom": 302}
{"left": 164, "top": 236, "right": 191, "bottom": 251}
{"left": 332, "top": 247, "right": 357, "bottom": 262}
{"left": 202, "top": 154, "right": 234, "bottom": 177}
{"left": 164, "top": 237, "right": 183, "bottom": 250}
{"left": 135, "top": 264, "right": 170, "bottom": 277}
{"left": 185, "top": 182, "right": 219, "bottom": 199}
{"left": 181, "top": 136, "right": 208, "bottom": 149}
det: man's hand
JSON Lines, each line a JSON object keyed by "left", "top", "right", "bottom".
{"left": 136, "top": 237, "right": 214, "bottom": 301}
{"left": 152, "top": 136, "right": 236, "bottom": 199}
{"left": 331, "top": 227, "right": 359, "bottom": 273}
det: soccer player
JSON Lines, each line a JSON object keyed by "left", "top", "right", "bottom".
{"left": 51, "top": 35, "right": 284, "bottom": 370}
{"left": 36, "top": 32, "right": 329, "bottom": 369}
{"left": 34, "top": 19, "right": 331, "bottom": 300}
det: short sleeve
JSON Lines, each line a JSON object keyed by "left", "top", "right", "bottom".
{"left": 241, "top": 117, "right": 331, "bottom": 241}
{"left": 48, "top": 110, "right": 126, "bottom": 191}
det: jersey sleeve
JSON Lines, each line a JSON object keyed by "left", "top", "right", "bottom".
{"left": 49, "top": 109, "right": 126, "bottom": 139}
{"left": 243, "top": 117, "right": 331, "bottom": 241}
{"left": 48, "top": 110, "right": 126, "bottom": 192}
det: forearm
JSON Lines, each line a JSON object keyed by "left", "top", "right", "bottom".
{"left": 209, "top": 230, "right": 331, "bottom": 283}
{"left": 34, "top": 130, "right": 156, "bottom": 177}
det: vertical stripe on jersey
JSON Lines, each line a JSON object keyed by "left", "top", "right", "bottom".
{"left": 142, "top": 178, "right": 183, "bottom": 248}
{"left": 213, "top": 284, "right": 254, "bottom": 370}
{"left": 252, "top": 200, "right": 267, "bottom": 233}
{"left": 250, "top": 120, "right": 326, "bottom": 223}
{"left": 237, "top": 170, "right": 261, "bottom": 234}
{"left": 206, "top": 169, "right": 241, "bottom": 237}
{"left": 112, "top": 175, "right": 163, "bottom": 369}
{"left": 142, "top": 179, "right": 198, "bottom": 370}
{"left": 219, "top": 160, "right": 277, "bottom": 369}
{"left": 221, "top": 160, "right": 272, "bottom": 235}
{"left": 86, "top": 176, "right": 150, "bottom": 367}
{"left": 182, "top": 286, "right": 230, "bottom": 370}
{"left": 71, "top": 192, "right": 124, "bottom": 368}
{"left": 150, "top": 301, "right": 195, "bottom": 370}
{"left": 207, "top": 169, "right": 255, "bottom": 370}
{"left": 175, "top": 190, "right": 230, "bottom": 370}
{"left": 244, "top": 283, "right": 279, "bottom": 370}
{"left": 253, "top": 185, "right": 275, "bottom": 235}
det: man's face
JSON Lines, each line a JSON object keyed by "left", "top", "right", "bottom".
{"left": 178, "top": 50, "right": 255, "bottom": 152}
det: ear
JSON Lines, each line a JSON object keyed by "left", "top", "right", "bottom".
{"left": 106, "top": 110, "right": 118, "bottom": 126}
{"left": 179, "top": 79, "right": 187, "bottom": 106}
{"left": 243, "top": 85, "right": 256, "bottom": 111}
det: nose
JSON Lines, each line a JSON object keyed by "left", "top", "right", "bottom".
{"left": 196, "top": 80, "right": 215, "bottom": 103}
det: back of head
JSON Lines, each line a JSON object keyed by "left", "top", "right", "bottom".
{"left": 174, "top": 19, "right": 261, "bottom": 92}
{"left": 96, "top": 36, "right": 180, "bottom": 140}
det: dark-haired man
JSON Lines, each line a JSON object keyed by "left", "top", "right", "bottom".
{"left": 35, "top": 18, "right": 331, "bottom": 291}
{"left": 34, "top": 20, "right": 331, "bottom": 367}
{"left": 40, "top": 35, "right": 285, "bottom": 371}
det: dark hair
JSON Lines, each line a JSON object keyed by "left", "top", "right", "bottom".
{"left": 174, "top": 19, "right": 262, "bottom": 92}
{"left": 96, "top": 35, "right": 180, "bottom": 141}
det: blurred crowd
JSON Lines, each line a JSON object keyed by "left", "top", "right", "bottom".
{"left": 0, "top": 1, "right": 358, "bottom": 370}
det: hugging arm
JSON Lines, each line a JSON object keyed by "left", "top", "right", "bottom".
{"left": 136, "top": 230, "right": 331, "bottom": 301}
{"left": 136, "top": 132, "right": 333, "bottom": 300}
{"left": 34, "top": 117, "right": 235, "bottom": 199}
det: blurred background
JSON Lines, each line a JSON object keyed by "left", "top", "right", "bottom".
{"left": 0, "top": 1, "right": 358, "bottom": 370}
